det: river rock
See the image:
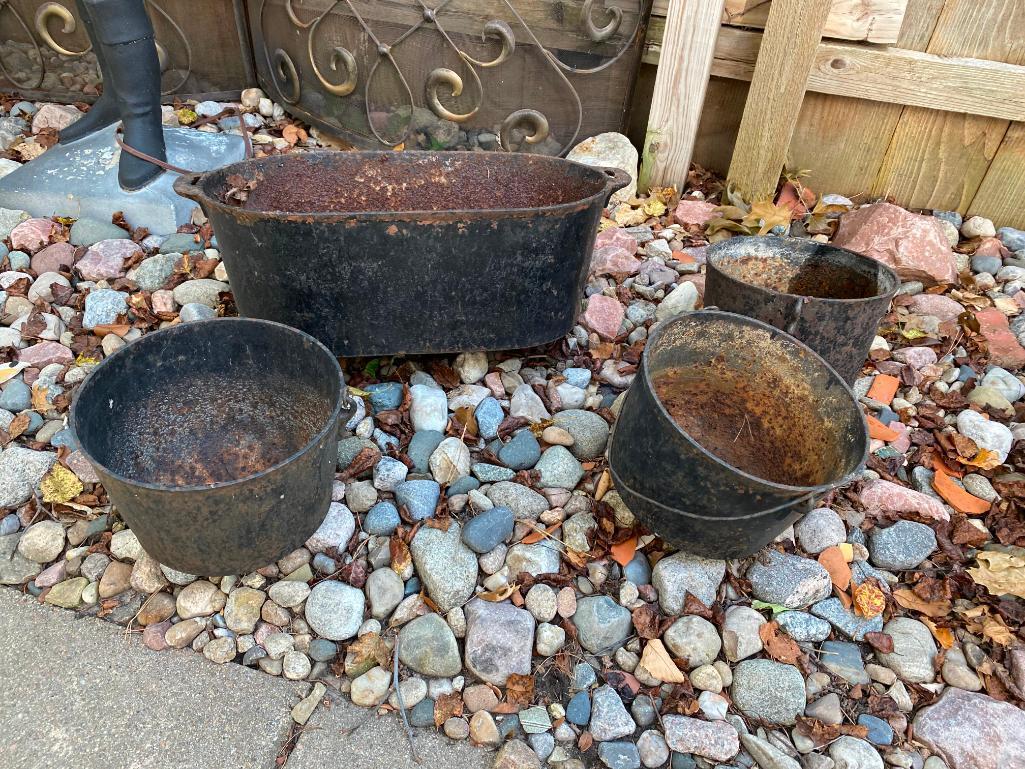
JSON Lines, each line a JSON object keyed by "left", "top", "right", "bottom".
{"left": 747, "top": 550, "right": 831, "bottom": 608}
{"left": 487, "top": 481, "right": 549, "bottom": 519}
{"left": 16, "top": 519, "right": 64, "bottom": 562}
{"left": 176, "top": 580, "right": 226, "bottom": 619}
{"left": 828, "top": 737, "right": 883, "bottom": 769}
{"left": 398, "top": 613, "right": 462, "bottom": 677}
{"left": 876, "top": 617, "right": 936, "bottom": 682}
{"left": 731, "top": 660, "right": 806, "bottom": 724}
{"left": 913, "top": 688, "right": 1025, "bottom": 769}
{"left": 869, "top": 520, "right": 936, "bottom": 570}
{"left": 589, "top": 684, "right": 637, "bottom": 741}
{"left": 224, "top": 587, "right": 265, "bottom": 633}
{"left": 505, "top": 542, "right": 561, "bottom": 577}
{"left": 410, "top": 522, "right": 477, "bottom": 612}
{"left": 464, "top": 598, "right": 535, "bottom": 685}
{"left": 652, "top": 552, "right": 725, "bottom": 612}
{"left": 574, "top": 595, "right": 632, "bottom": 653}
{"left": 553, "top": 409, "right": 611, "bottom": 460}
{"left": 721, "top": 605, "right": 766, "bottom": 662}
{"left": 795, "top": 508, "right": 847, "bottom": 554}
{"left": 567, "top": 132, "right": 637, "bottom": 205}
{"left": 303, "top": 580, "right": 364, "bottom": 640}
{"left": 663, "top": 715, "right": 739, "bottom": 762}
{"left": 956, "top": 409, "right": 1013, "bottom": 463}
{"left": 664, "top": 615, "right": 722, "bottom": 668}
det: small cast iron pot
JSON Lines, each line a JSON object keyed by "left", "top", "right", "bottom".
{"left": 608, "top": 310, "right": 868, "bottom": 559}
{"left": 70, "top": 318, "right": 351, "bottom": 575}
{"left": 173, "top": 151, "right": 632, "bottom": 356}
{"left": 704, "top": 236, "right": 900, "bottom": 383}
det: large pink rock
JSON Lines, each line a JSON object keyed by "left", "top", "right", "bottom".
{"left": 908, "top": 293, "right": 965, "bottom": 322}
{"left": 591, "top": 245, "right": 640, "bottom": 276}
{"left": 859, "top": 478, "right": 948, "bottom": 521}
{"left": 19, "top": 341, "right": 73, "bottom": 367}
{"left": 975, "top": 308, "right": 1025, "bottom": 369}
{"left": 31, "top": 103, "right": 81, "bottom": 133}
{"left": 914, "top": 689, "right": 1025, "bottom": 769}
{"left": 594, "top": 227, "right": 638, "bottom": 253}
{"left": 674, "top": 200, "right": 718, "bottom": 226}
{"left": 76, "top": 239, "right": 140, "bottom": 281}
{"left": 30, "top": 242, "right": 76, "bottom": 274}
{"left": 832, "top": 202, "right": 957, "bottom": 285}
{"left": 9, "top": 218, "right": 55, "bottom": 252}
{"left": 583, "top": 294, "right": 624, "bottom": 340}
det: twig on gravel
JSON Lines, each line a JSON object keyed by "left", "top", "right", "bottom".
{"left": 393, "top": 635, "right": 421, "bottom": 764}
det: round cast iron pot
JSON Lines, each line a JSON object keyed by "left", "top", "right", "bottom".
{"left": 704, "top": 236, "right": 900, "bottom": 383}
{"left": 608, "top": 310, "right": 868, "bottom": 559}
{"left": 173, "top": 151, "right": 632, "bottom": 357}
{"left": 70, "top": 317, "right": 351, "bottom": 575}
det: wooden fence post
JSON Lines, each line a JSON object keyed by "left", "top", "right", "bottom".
{"left": 726, "top": 0, "right": 833, "bottom": 200}
{"left": 638, "top": 0, "right": 727, "bottom": 192}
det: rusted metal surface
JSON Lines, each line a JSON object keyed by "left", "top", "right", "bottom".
{"left": 704, "top": 236, "right": 899, "bottom": 384}
{"left": 608, "top": 310, "right": 867, "bottom": 559}
{"left": 174, "top": 151, "right": 631, "bottom": 356}
{"left": 70, "top": 318, "right": 351, "bottom": 575}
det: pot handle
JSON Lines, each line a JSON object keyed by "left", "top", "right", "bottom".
{"left": 172, "top": 172, "right": 205, "bottom": 203}
{"left": 599, "top": 166, "right": 633, "bottom": 203}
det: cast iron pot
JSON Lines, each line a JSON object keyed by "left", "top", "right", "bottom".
{"left": 70, "top": 318, "right": 351, "bottom": 575}
{"left": 704, "top": 236, "right": 899, "bottom": 384}
{"left": 173, "top": 151, "right": 632, "bottom": 357}
{"left": 608, "top": 310, "right": 868, "bottom": 559}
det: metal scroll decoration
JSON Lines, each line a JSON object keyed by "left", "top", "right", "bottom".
{"left": 0, "top": 0, "right": 193, "bottom": 96}
{"left": 256, "top": 0, "right": 649, "bottom": 155}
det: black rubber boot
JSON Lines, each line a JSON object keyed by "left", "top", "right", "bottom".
{"left": 87, "top": 0, "right": 166, "bottom": 190}
{"left": 58, "top": 0, "right": 120, "bottom": 143}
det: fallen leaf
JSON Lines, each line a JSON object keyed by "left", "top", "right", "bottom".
{"left": 578, "top": 732, "right": 593, "bottom": 752}
{"left": 933, "top": 465, "right": 991, "bottom": 515}
{"left": 632, "top": 604, "right": 664, "bottom": 640}
{"left": 0, "top": 362, "right": 26, "bottom": 385}
{"left": 892, "top": 587, "right": 951, "bottom": 618}
{"left": 961, "top": 448, "right": 1003, "bottom": 471}
{"left": 520, "top": 522, "right": 559, "bottom": 545}
{"left": 344, "top": 631, "right": 390, "bottom": 670}
{"left": 505, "top": 673, "right": 534, "bottom": 708}
{"left": 639, "top": 639, "right": 686, "bottom": 683}
{"left": 864, "top": 632, "right": 894, "bottom": 654}
{"left": 818, "top": 546, "right": 852, "bottom": 591}
{"left": 7, "top": 412, "right": 29, "bottom": 440}
{"left": 389, "top": 535, "right": 412, "bottom": 576}
{"left": 758, "top": 620, "right": 804, "bottom": 665}
{"left": 741, "top": 199, "right": 793, "bottom": 236}
{"left": 595, "top": 469, "right": 611, "bottom": 502}
{"left": 434, "top": 691, "right": 463, "bottom": 728}
{"left": 40, "top": 465, "right": 83, "bottom": 504}
{"left": 751, "top": 599, "right": 789, "bottom": 616}
{"left": 853, "top": 582, "right": 886, "bottom": 618}
{"left": 30, "top": 385, "right": 50, "bottom": 412}
{"left": 795, "top": 717, "right": 869, "bottom": 747}
{"left": 90, "top": 323, "right": 131, "bottom": 337}
{"left": 477, "top": 583, "right": 518, "bottom": 602}
{"left": 967, "top": 551, "right": 1025, "bottom": 600}
{"left": 610, "top": 536, "right": 637, "bottom": 567}
{"left": 920, "top": 617, "right": 955, "bottom": 648}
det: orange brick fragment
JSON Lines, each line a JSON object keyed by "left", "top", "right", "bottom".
{"left": 932, "top": 465, "right": 991, "bottom": 515}
{"left": 867, "top": 415, "right": 901, "bottom": 442}
{"left": 867, "top": 374, "right": 899, "bottom": 405}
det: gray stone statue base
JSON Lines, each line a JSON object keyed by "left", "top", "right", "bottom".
{"left": 0, "top": 125, "right": 245, "bottom": 235}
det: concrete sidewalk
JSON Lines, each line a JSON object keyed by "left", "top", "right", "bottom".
{"left": 0, "top": 589, "right": 489, "bottom": 769}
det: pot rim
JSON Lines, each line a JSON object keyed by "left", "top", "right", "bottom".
{"left": 706, "top": 235, "right": 901, "bottom": 305}
{"left": 69, "top": 317, "right": 347, "bottom": 494}
{"left": 639, "top": 309, "right": 869, "bottom": 494}
{"left": 172, "top": 150, "right": 629, "bottom": 223}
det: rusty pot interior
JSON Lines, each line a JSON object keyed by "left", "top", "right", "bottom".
{"left": 710, "top": 239, "right": 898, "bottom": 301}
{"left": 222, "top": 152, "right": 612, "bottom": 214}
{"left": 74, "top": 319, "right": 341, "bottom": 489}
{"left": 646, "top": 313, "right": 866, "bottom": 489}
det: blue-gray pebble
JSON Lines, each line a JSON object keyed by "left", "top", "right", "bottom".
{"left": 364, "top": 501, "right": 401, "bottom": 535}
{"left": 461, "top": 506, "right": 514, "bottom": 553}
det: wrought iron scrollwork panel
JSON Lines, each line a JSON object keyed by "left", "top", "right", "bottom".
{"left": 251, "top": 0, "right": 651, "bottom": 155}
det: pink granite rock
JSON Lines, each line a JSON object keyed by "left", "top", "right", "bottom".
{"left": 674, "top": 200, "right": 718, "bottom": 227}
{"left": 583, "top": 294, "right": 624, "bottom": 340}
{"left": 31, "top": 103, "right": 81, "bottom": 133}
{"left": 142, "top": 620, "right": 172, "bottom": 651}
{"left": 591, "top": 245, "right": 641, "bottom": 276}
{"left": 663, "top": 715, "right": 739, "bottom": 762}
{"left": 914, "top": 689, "right": 1025, "bottom": 769}
{"left": 859, "top": 478, "right": 948, "bottom": 521}
{"left": 35, "top": 561, "right": 67, "bottom": 588}
{"left": 974, "top": 237, "right": 1009, "bottom": 259}
{"left": 76, "top": 239, "right": 140, "bottom": 281}
{"left": 594, "top": 227, "right": 638, "bottom": 253}
{"left": 832, "top": 202, "right": 957, "bottom": 285}
{"left": 18, "top": 341, "right": 73, "bottom": 367}
{"left": 10, "top": 218, "right": 55, "bottom": 252}
{"left": 151, "top": 289, "right": 176, "bottom": 314}
{"left": 975, "top": 307, "right": 1025, "bottom": 369}
{"left": 891, "top": 345, "right": 938, "bottom": 368}
{"left": 907, "top": 293, "right": 965, "bottom": 322}
{"left": 30, "top": 242, "right": 76, "bottom": 274}
{"left": 65, "top": 450, "right": 100, "bottom": 484}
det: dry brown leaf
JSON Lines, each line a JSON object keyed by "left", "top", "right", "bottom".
{"left": 578, "top": 732, "right": 594, "bottom": 752}
{"left": 921, "top": 617, "right": 955, "bottom": 649}
{"left": 741, "top": 199, "right": 794, "bottom": 236}
{"left": 758, "top": 620, "right": 804, "bottom": 665}
{"left": 505, "top": 673, "right": 535, "bottom": 708}
{"left": 7, "top": 412, "right": 29, "bottom": 439}
{"left": 818, "top": 546, "right": 852, "bottom": 591}
{"left": 892, "top": 588, "right": 952, "bottom": 618}
{"left": 434, "top": 691, "right": 463, "bottom": 728}
{"left": 477, "top": 583, "right": 518, "bottom": 602}
{"left": 639, "top": 639, "right": 686, "bottom": 683}
{"left": 864, "top": 632, "right": 894, "bottom": 654}
{"left": 632, "top": 604, "right": 664, "bottom": 640}
{"left": 389, "top": 535, "right": 412, "bottom": 576}
{"left": 346, "top": 631, "right": 390, "bottom": 669}
{"left": 967, "top": 551, "right": 1025, "bottom": 600}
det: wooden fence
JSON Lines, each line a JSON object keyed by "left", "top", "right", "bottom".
{"left": 634, "top": 0, "right": 1025, "bottom": 229}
